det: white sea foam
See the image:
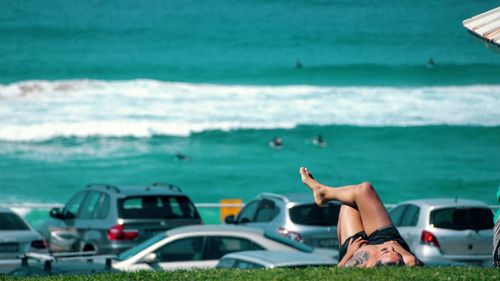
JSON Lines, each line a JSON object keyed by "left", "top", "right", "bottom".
{"left": 0, "top": 79, "right": 499, "bottom": 141}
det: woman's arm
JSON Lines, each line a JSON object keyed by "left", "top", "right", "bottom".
{"left": 337, "top": 237, "right": 368, "bottom": 267}
{"left": 385, "top": 241, "right": 417, "bottom": 266}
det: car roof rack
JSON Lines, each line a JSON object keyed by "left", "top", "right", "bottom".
{"left": 151, "top": 182, "right": 182, "bottom": 192}
{"left": 86, "top": 183, "right": 121, "bottom": 193}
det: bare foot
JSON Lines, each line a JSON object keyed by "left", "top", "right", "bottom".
{"left": 299, "top": 167, "right": 327, "bottom": 206}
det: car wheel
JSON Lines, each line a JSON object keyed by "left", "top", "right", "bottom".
{"left": 82, "top": 244, "right": 96, "bottom": 252}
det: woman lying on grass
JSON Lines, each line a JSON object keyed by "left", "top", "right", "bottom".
{"left": 299, "top": 167, "right": 419, "bottom": 267}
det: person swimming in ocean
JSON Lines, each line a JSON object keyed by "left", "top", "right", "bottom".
{"left": 427, "top": 58, "right": 435, "bottom": 68}
{"left": 175, "top": 152, "right": 190, "bottom": 161}
{"left": 269, "top": 136, "right": 283, "bottom": 148}
{"left": 312, "top": 134, "right": 326, "bottom": 147}
{"left": 299, "top": 167, "right": 419, "bottom": 267}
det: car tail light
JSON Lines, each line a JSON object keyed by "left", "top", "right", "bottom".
{"left": 277, "top": 227, "right": 303, "bottom": 242}
{"left": 31, "top": 240, "right": 48, "bottom": 249}
{"left": 420, "top": 230, "right": 440, "bottom": 248}
{"left": 107, "top": 224, "right": 139, "bottom": 241}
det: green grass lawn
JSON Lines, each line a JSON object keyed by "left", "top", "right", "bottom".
{"left": 1, "top": 267, "right": 499, "bottom": 281}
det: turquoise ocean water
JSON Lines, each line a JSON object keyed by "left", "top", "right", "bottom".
{"left": 1, "top": 0, "right": 499, "bottom": 225}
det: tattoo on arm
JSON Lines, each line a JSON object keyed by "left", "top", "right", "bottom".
{"left": 345, "top": 251, "right": 369, "bottom": 267}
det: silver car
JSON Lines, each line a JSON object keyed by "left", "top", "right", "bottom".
{"left": 389, "top": 198, "right": 494, "bottom": 267}
{"left": 216, "top": 250, "right": 337, "bottom": 269}
{"left": 225, "top": 193, "right": 341, "bottom": 250}
{"left": 111, "top": 224, "right": 336, "bottom": 271}
{"left": 0, "top": 208, "right": 48, "bottom": 259}
{"left": 0, "top": 208, "right": 48, "bottom": 274}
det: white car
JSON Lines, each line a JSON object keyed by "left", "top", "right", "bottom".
{"left": 112, "top": 224, "right": 337, "bottom": 271}
{"left": 0, "top": 208, "right": 48, "bottom": 274}
{"left": 216, "top": 250, "right": 337, "bottom": 269}
{"left": 389, "top": 198, "right": 493, "bottom": 267}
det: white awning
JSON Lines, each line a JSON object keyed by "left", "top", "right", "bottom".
{"left": 463, "top": 7, "right": 500, "bottom": 47}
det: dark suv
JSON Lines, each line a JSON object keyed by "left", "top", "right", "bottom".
{"left": 38, "top": 183, "right": 202, "bottom": 254}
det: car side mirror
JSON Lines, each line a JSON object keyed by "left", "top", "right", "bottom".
{"left": 49, "top": 207, "right": 75, "bottom": 220}
{"left": 140, "top": 253, "right": 159, "bottom": 264}
{"left": 49, "top": 208, "right": 64, "bottom": 220}
{"left": 224, "top": 215, "right": 236, "bottom": 224}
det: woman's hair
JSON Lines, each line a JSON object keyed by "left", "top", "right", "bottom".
{"left": 375, "top": 256, "right": 425, "bottom": 267}
{"left": 374, "top": 254, "right": 405, "bottom": 267}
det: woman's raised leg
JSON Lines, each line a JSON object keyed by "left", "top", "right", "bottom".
{"left": 300, "top": 167, "right": 392, "bottom": 236}
{"left": 337, "top": 204, "right": 364, "bottom": 245}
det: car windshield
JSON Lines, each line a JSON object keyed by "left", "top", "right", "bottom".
{"left": 263, "top": 231, "right": 313, "bottom": 253}
{"left": 430, "top": 207, "right": 493, "bottom": 231}
{"left": 118, "top": 195, "right": 200, "bottom": 220}
{"left": 0, "top": 212, "right": 30, "bottom": 231}
{"left": 289, "top": 203, "right": 340, "bottom": 226}
{"left": 116, "top": 232, "right": 167, "bottom": 261}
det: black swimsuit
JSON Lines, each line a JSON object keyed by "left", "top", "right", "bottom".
{"left": 338, "top": 225, "right": 412, "bottom": 262}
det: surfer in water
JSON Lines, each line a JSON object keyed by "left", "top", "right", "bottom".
{"left": 269, "top": 137, "right": 283, "bottom": 148}
{"left": 299, "top": 167, "right": 419, "bottom": 267}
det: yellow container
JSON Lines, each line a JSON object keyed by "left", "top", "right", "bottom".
{"left": 219, "top": 199, "right": 243, "bottom": 222}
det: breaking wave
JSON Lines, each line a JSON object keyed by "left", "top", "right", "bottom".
{"left": 0, "top": 79, "right": 499, "bottom": 141}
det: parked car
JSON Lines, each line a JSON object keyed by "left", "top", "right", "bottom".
{"left": 389, "top": 198, "right": 494, "bottom": 267}
{"left": 37, "top": 183, "right": 202, "bottom": 255}
{"left": 111, "top": 224, "right": 337, "bottom": 271}
{"left": 216, "top": 250, "right": 337, "bottom": 269}
{"left": 7, "top": 252, "right": 117, "bottom": 277}
{"left": 224, "top": 193, "right": 341, "bottom": 249}
{"left": 0, "top": 208, "right": 48, "bottom": 274}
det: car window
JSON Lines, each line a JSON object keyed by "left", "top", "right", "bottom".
{"left": 217, "top": 258, "right": 236, "bottom": 268}
{"left": 0, "top": 213, "right": 30, "bottom": 230}
{"left": 168, "top": 197, "right": 196, "bottom": 218}
{"left": 95, "top": 194, "right": 110, "bottom": 219}
{"left": 78, "top": 191, "right": 102, "bottom": 219}
{"left": 400, "top": 204, "right": 420, "bottom": 227}
{"left": 234, "top": 260, "right": 265, "bottom": 269}
{"left": 430, "top": 207, "right": 493, "bottom": 231}
{"left": 254, "top": 199, "right": 279, "bottom": 223}
{"left": 217, "top": 258, "right": 265, "bottom": 269}
{"left": 63, "top": 191, "right": 87, "bottom": 219}
{"left": 389, "top": 205, "right": 407, "bottom": 227}
{"left": 116, "top": 232, "right": 166, "bottom": 261}
{"left": 289, "top": 203, "right": 340, "bottom": 226}
{"left": 204, "top": 236, "right": 264, "bottom": 260}
{"left": 118, "top": 195, "right": 200, "bottom": 219}
{"left": 155, "top": 237, "right": 205, "bottom": 262}
{"left": 237, "top": 200, "right": 260, "bottom": 223}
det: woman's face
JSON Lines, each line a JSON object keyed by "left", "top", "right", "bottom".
{"left": 375, "top": 247, "right": 405, "bottom": 266}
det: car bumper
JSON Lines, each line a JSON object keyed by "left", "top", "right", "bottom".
{"left": 415, "top": 245, "right": 492, "bottom": 267}
{"left": 0, "top": 259, "right": 23, "bottom": 275}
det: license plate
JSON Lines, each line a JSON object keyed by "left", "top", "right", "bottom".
{"left": 0, "top": 243, "right": 19, "bottom": 253}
